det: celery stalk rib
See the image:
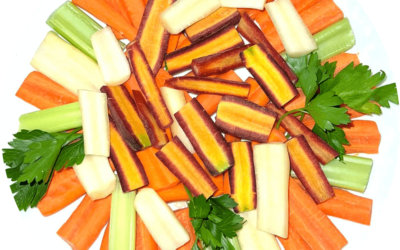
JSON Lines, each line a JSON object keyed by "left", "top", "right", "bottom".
{"left": 281, "top": 18, "right": 356, "bottom": 61}
{"left": 19, "top": 102, "right": 82, "bottom": 133}
{"left": 109, "top": 178, "right": 136, "bottom": 250}
{"left": 291, "top": 155, "right": 372, "bottom": 193}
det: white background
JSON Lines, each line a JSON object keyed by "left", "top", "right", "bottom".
{"left": 0, "top": 0, "right": 400, "bottom": 250}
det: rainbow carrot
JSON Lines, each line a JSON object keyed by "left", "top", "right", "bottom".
{"left": 37, "top": 168, "right": 85, "bottom": 217}
{"left": 16, "top": 72, "right": 78, "bottom": 110}
{"left": 72, "top": 0, "right": 137, "bottom": 41}
{"left": 57, "top": 195, "right": 112, "bottom": 250}
{"left": 342, "top": 120, "right": 381, "bottom": 154}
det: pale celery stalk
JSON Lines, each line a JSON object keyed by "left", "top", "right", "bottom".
{"left": 281, "top": 18, "right": 355, "bottom": 61}
{"left": 109, "top": 178, "right": 136, "bottom": 250}
{"left": 228, "top": 237, "right": 242, "bottom": 250}
{"left": 313, "top": 18, "right": 356, "bottom": 61}
{"left": 291, "top": 155, "right": 372, "bottom": 193}
{"left": 19, "top": 102, "right": 82, "bottom": 133}
{"left": 47, "top": 2, "right": 125, "bottom": 61}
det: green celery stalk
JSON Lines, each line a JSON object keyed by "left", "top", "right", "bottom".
{"left": 19, "top": 102, "right": 82, "bottom": 133}
{"left": 313, "top": 18, "right": 356, "bottom": 61}
{"left": 47, "top": 2, "right": 126, "bottom": 61}
{"left": 109, "top": 178, "right": 136, "bottom": 250}
{"left": 291, "top": 155, "right": 372, "bottom": 193}
{"left": 281, "top": 18, "right": 355, "bottom": 61}
{"left": 228, "top": 237, "right": 242, "bottom": 250}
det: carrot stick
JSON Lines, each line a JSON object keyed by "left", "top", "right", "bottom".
{"left": 284, "top": 88, "right": 306, "bottom": 111}
{"left": 37, "top": 168, "right": 85, "bottom": 217}
{"left": 176, "top": 36, "right": 192, "bottom": 50}
{"left": 225, "top": 134, "right": 241, "bottom": 143}
{"left": 157, "top": 183, "right": 189, "bottom": 203}
{"left": 288, "top": 178, "right": 348, "bottom": 250}
{"left": 264, "top": 0, "right": 343, "bottom": 53}
{"left": 136, "top": 214, "right": 158, "bottom": 250}
{"left": 245, "top": 77, "right": 270, "bottom": 106}
{"left": 268, "top": 128, "right": 287, "bottom": 143}
{"left": 301, "top": 114, "right": 316, "bottom": 130}
{"left": 173, "top": 208, "right": 197, "bottom": 250}
{"left": 342, "top": 120, "right": 381, "bottom": 154}
{"left": 168, "top": 34, "right": 181, "bottom": 53}
{"left": 238, "top": 8, "right": 263, "bottom": 20}
{"left": 277, "top": 224, "right": 312, "bottom": 250}
{"left": 123, "top": 74, "right": 141, "bottom": 94}
{"left": 57, "top": 195, "right": 112, "bottom": 250}
{"left": 196, "top": 70, "right": 242, "bottom": 115}
{"left": 223, "top": 171, "right": 231, "bottom": 195}
{"left": 122, "top": 0, "right": 145, "bottom": 30}
{"left": 344, "top": 105, "right": 366, "bottom": 119}
{"left": 100, "top": 223, "right": 110, "bottom": 250}
{"left": 104, "top": 0, "right": 131, "bottom": 23}
{"left": 193, "top": 153, "right": 224, "bottom": 196}
{"left": 72, "top": 0, "right": 137, "bottom": 41}
{"left": 318, "top": 188, "right": 373, "bottom": 225}
{"left": 137, "top": 147, "right": 180, "bottom": 191}
{"left": 323, "top": 52, "right": 360, "bottom": 76}
{"left": 16, "top": 72, "right": 78, "bottom": 110}
{"left": 110, "top": 26, "right": 126, "bottom": 40}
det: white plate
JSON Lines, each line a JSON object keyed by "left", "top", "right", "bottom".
{"left": 0, "top": 0, "right": 399, "bottom": 249}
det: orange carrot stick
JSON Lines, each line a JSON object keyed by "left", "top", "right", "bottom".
{"left": 100, "top": 223, "right": 110, "bottom": 250}
{"left": 173, "top": 208, "right": 196, "bottom": 250}
{"left": 342, "top": 120, "right": 381, "bottom": 154}
{"left": 157, "top": 183, "right": 189, "bottom": 203}
{"left": 57, "top": 195, "right": 112, "bottom": 250}
{"left": 318, "top": 188, "right": 373, "bottom": 225}
{"left": 194, "top": 153, "right": 224, "bottom": 196}
{"left": 176, "top": 36, "right": 192, "bottom": 50}
{"left": 137, "top": 147, "right": 180, "bottom": 191}
{"left": 104, "top": 0, "right": 131, "bottom": 23}
{"left": 268, "top": 128, "right": 287, "bottom": 143}
{"left": 222, "top": 134, "right": 239, "bottom": 196}
{"left": 288, "top": 178, "right": 348, "bottom": 250}
{"left": 124, "top": 74, "right": 141, "bottom": 94}
{"left": 122, "top": 0, "right": 145, "bottom": 30}
{"left": 284, "top": 88, "right": 306, "bottom": 111}
{"left": 168, "top": 34, "right": 181, "bottom": 53}
{"left": 136, "top": 214, "right": 158, "bottom": 250}
{"left": 196, "top": 70, "right": 242, "bottom": 115}
{"left": 323, "top": 52, "right": 360, "bottom": 76}
{"left": 277, "top": 224, "right": 312, "bottom": 250}
{"left": 16, "top": 72, "right": 78, "bottom": 110}
{"left": 225, "top": 134, "right": 241, "bottom": 143}
{"left": 344, "top": 105, "right": 366, "bottom": 119}
{"left": 110, "top": 26, "right": 126, "bottom": 40}
{"left": 37, "top": 168, "right": 85, "bottom": 217}
{"left": 245, "top": 77, "right": 270, "bottom": 107}
{"left": 72, "top": 0, "right": 137, "bottom": 41}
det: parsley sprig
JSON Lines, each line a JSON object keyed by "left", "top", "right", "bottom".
{"left": 185, "top": 187, "right": 245, "bottom": 250}
{"left": 2, "top": 129, "right": 85, "bottom": 211}
{"left": 280, "top": 52, "right": 398, "bottom": 159}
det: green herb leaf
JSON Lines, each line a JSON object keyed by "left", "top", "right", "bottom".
{"left": 211, "top": 195, "right": 238, "bottom": 209}
{"left": 370, "top": 83, "right": 399, "bottom": 108}
{"left": 188, "top": 194, "right": 211, "bottom": 219}
{"left": 54, "top": 138, "right": 85, "bottom": 171}
{"left": 313, "top": 125, "right": 349, "bottom": 160}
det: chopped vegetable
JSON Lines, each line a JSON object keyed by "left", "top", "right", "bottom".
{"left": 165, "top": 76, "right": 250, "bottom": 97}
{"left": 72, "top": 0, "right": 137, "bottom": 40}
{"left": 220, "top": 0, "right": 266, "bottom": 10}
{"left": 137, "top": 147, "right": 179, "bottom": 191}
{"left": 175, "top": 99, "right": 234, "bottom": 176}
{"left": 19, "top": 102, "right": 82, "bottom": 133}
{"left": 136, "top": 214, "right": 158, "bottom": 250}
{"left": 132, "top": 90, "right": 169, "bottom": 149}
{"left": 160, "top": 87, "right": 195, "bottom": 153}
{"left": 137, "top": 0, "right": 175, "bottom": 74}
{"left": 127, "top": 40, "right": 173, "bottom": 129}
{"left": 37, "top": 168, "right": 85, "bottom": 216}
{"left": 193, "top": 153, "right": 225, "bottom": 197}
{"left": 100, "top": 223, "right": 110, "bottom": 250}
{"left": 323, "top": 52, "right": 360, "bottom": 76}
{"left": 101, "top": 85, "right": 151, "bottom": 151}
{"left": 109, "top": 178, "right": 137, "bottom": 250}
{"left": 123, "top": 0, "right": 145, "bottom": 29}
{"left": 192, "top": 45, "right": 251, "bottom": 77}
{"left": 47, "top": 2, "right": 102, "bottom": 60}
{"left": 266, "top": 0, "right": 317, "bottom": 57}
{"left": 167, "top": 34, "right": 181, "bottom": 53}
{"left": 341, "top": 120, "right": 381, "bottom": 154}
{"left": 174, "top": 208, "right": 197, "bottom": 250}
{"left": 16, "top": 72, "right": 78, "bottom": 110}
{"left": 78, "top": 90, "right": 110, "bottom": 157}
{"left": 157, "top": 183, "right": 190, "bottom": 203}
{"left": 160, "top": 0, "right": 221, "bottom": 34}
{"left": 287, "top": 135, "right": 334, "bottom": 204}
{"left": 245, "top": 77, "right": 270, "bottom": 106}
{"left": 165, "top": 25, "right": 244, "bottom": 75}
{"left": 3, "top": 129, "right": 84, "bottom": 211}
{"left": 288, "top": 178, "right": 348, "bottom": 249}
{"left": 31, "top": 32, "right": 104, "bottom": 94}
{"left": 134, "top": 188, "right": 190, "bottom": 250}
{"left": 91, "top": 27, "right": 131, "bottom": 86}
{"left": 253, "top": 143, "right": 290, "bottom": 238}
{"left": 216, "top": 96, "right": 277, "bottom": 142}
{"left": 57, "top": 195, "right": 111, "bottom": 250}
{"left": 110, "top": 117, "right": 149, "bottom": 192}
{"left": 156, "top": 137, "right": 217, "bottom": 198}
{"left": 73, "top": 156, "right": 116, "bottom": 200}
{"left": 185, "top": 188, "right": 245, "bottom": 250}
{"left": 228, "top": 142, "right": 257, "bottom": 213}
{"left": 241, "top": 44, "right": 299, "bottom": 107}
{"left": 277, "top": 224, "right": 312, "bottom": 250}
{"left": 185, "top": 7, "right": 241, "bottom": 43}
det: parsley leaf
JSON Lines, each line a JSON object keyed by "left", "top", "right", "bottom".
{"left": 54, "top": 138, "right": 85, "bottom": 171}
{"left": 313, "top": 125, "right": 349, "bottom": 161}
{"left": 370, "top": 83, "right": 399, "bottom": 108}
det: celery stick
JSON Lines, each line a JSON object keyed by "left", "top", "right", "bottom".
{"left": 228, "top": 237, "right": 242, "bottom": 250}
{"left": 313, "top": 18, "right": 356, "bottom": 61}
{"left": 281, "top": 18, "right": 356, "bottom": 61}
{"left": 109, "top": 178, "right": 136, "bottom": 250}
{"left": 292, "top": 155, "right": 372, "bottom": 193}
{"left": 47, "top": 2, "right": 126, "bottom": 61}
{"left": 19, "top": 102, "right": 82, "bottom": 133}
